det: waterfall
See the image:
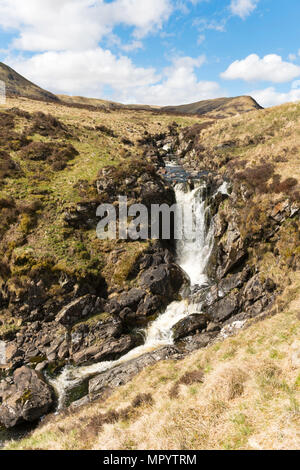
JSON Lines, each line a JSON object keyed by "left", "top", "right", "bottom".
{"left": 50, "top": 181, "right": 216, "bottom": 409}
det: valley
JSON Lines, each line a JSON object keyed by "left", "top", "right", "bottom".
{"left": 0, "top": 76, "right": 299, "bottom": 450}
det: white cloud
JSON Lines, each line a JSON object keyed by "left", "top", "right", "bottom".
{"left": 0, "top": 0, "right": 224, "bottom": 105}
{"left": 120, "top": 55, "right": 224, "bottom": 105}
{"left": 6, "top": 52, "right": 223, "bottom": 105}
{"left": 221, "top": 54, "right": 300, "bottom": 83}
{"left": 230, "top": 0, "right": 258, "bottom": 19}
{"left": 0, "top": 0, "right": 173, "bottom": 51}
{"left": 251, "top": 83, "right": 300, "bottom": 107}
{"left": 6, "top": 48, "right": 158, "bottom": 98}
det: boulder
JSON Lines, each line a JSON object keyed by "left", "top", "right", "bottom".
{"left": 106, "top": 289, "right": 146, "bottom": 316}
{"left": 72, "top": 335, "right": 137, "bottom": 366}
{"left": 172, "top": 314, "right": 208, "bottom": 341}
{"left": 0, "top": 366, "right": 53, "bottom": 428}
{"left": 136, "top": 295, "right": 163, "bottom": 319}
{"left": 139, "top": 263, "right": 187, "bottom": 298}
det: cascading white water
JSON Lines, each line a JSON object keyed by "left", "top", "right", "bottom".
{"left": 50, "top": 181, "right": 216, "bottom": 408}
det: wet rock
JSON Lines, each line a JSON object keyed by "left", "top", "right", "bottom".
{"left": 136, "top": 295, "right": 163, "bottom": 320}
{"left": 218, "top": 268, "right": 251, "bottom": 296}
{"left": 56, "top": 295, "right": 102, "bottom": 327}
{"left": 139, "top": 264, "right": 187, "bottom": 298}
{"left": 206, "top": 293, "right": 239, "bottom": 323}
{"left": 89, "top": 346, "right": 179, "bottom": 401}
{"left": 0, "top": 366, "right": 53, "bottom": 429}
{"left": 172, "top": 314, "right": 208, "bottom": 341}
{"left": 72, "top": 335, "right": 137, "bottom": 366}
{"left": 106, "top": 288, "right": 146, "bottom": 316}
{"left": 181, "top": 331, "right": 219, "bottom": 353}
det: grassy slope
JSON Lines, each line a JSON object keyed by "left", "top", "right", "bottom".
{"left": 0, "top": 63, "right": 58, "bottom": 102}
{"left": 5, "top": 275, "right": 300, "bottom": 450}
{"left": 0, "top": 97, "right": 200, "bottom": 336}
{"left": 187, "top": 101, "right": 300, "bottom": 289}
{"left": 162, "top": 96, "right": 262, "bottom": 117}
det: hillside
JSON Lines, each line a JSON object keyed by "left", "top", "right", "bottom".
{"left": 0, "top": 94, "right": 299, "bottom": 450}
{"left": 58, "top": 94, "right": 261, "bottom": 118}
{"left": 0, "top": 63, "right": 261, "bottom": 118}
{"left": 162, "top": 96, "right": 263, "bottom": 118}
{"left": 58, "top": 94, "right": 160, "bottom": 112}
{"left": 0, "top": 63, "right": 58, "bottom": 102}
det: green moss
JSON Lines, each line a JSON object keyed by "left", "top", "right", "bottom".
{"left": 29, "top": 355, "right": 47, "bottom": 365}
{"left": 17, "top": 388, "right": 32, "bottom": 405}
{"left": 72, "top": 312, "right": 112, "bottom": 332}
{"left": 46, "top": 360, "right": 67, "bottom": 378}
{"left": 65, "top": 379, "right": 89, "bottom": 407}
{"left": 110, "top": 241, "right": 149, "bottom": 287}
{"left": 0, "top": 318, "right": 22, "bottom": 340}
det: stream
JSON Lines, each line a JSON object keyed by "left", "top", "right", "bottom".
{"left": 50, "top": 174, "right": 220, "bottom": 409}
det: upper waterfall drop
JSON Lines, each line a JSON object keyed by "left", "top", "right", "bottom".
{"left": 174, "top": 183, "right": 214, "bottom": 287}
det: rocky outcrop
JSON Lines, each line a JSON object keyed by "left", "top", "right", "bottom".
{"left": 72, "top": 335, "right": 137, "bottom": 366}
{"left": 105, "top": 254, "right": 188, "bottom": 325}
{"left": 0, "top": 366, "right": 53, "bottom": 428}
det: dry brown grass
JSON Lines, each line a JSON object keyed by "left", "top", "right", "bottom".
{"left": 5, "top": 275, "right": 300, "bottom": 451}
{"left": 198, "top": 101, "right": 300, "bottom": 185}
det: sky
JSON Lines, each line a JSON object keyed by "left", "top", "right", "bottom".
{"left": 0, "top": 0, "right": 299, "bottom": 107}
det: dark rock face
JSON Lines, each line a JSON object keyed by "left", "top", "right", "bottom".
{"left": 0, "top": 366, "right": 53, "bottom": 429}
{"left": 106, "top": 288, "right": 146, "bottom": 316}
{"left": 172, "top": 314, "right": 208, "bottom": 341}
{"left": 139, "top": 263, "right": 188, "bottom": 299}
{"left": 56, "top": 295, "right": 102, "bottom": 327}
{"left": 206, "top": 293, "right": 239, "bottom": 323}
{"left": 104, "top": 255, "right": 188, "bottom": 327}
{"left": 70, "top": 315, "right": 126, "bottom": 366}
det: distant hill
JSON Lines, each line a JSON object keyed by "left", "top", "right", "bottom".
{"left": 58, "top": 94, "right": 262, "bottom": 117}
{"left": 161, "top": 96, "right": 263, "bottom": 117}
{"left": 58, "top": 94, "right": 161, "bottom": 112}
{"left": 0, "top": 62, "right": 262, "bottom": 116}
{"left": 0, "top": 62, "right": 59, "bottom": 102}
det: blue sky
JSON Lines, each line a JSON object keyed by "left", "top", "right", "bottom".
{"left": 0, "top": 0, "right": 299, "bottom": 107}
